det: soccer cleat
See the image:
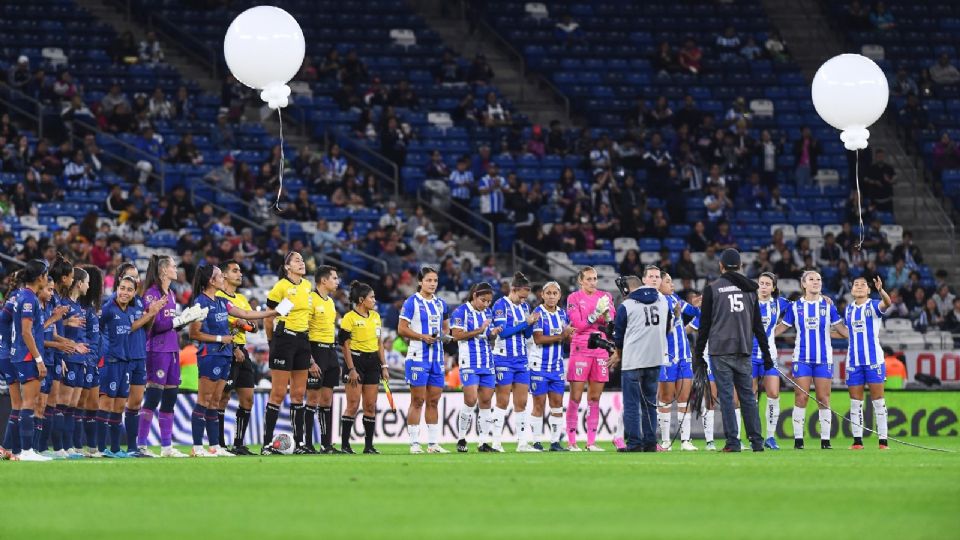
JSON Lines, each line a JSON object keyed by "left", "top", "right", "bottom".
{"left": 260, "top": 445, "right": 282, "bottom": 456}
{"left": 850, "top": 444, "right": 865, "bottom": 450}
{"left": 763, "top": 437, "right": 780, "bottom": 450}
{"left": 477, "top": 443, "right": 495, "bottom": 453}
{"left": 721, "top": 445, "right": 741, "bottom": 453}
{"left": 879, "top": 440, "right": 890, "bottom": 450}
{"left": 427, "top": 444, "right": 450, "bottom": 454}
{"left": 490, "top": 444, "right": 505, "bottom": 453}
{"left": 363, "top": 446, "right": 380, "bottom": 455}
{"left": 66, "top": 448, "right": 85, "bottom": 459}
{"left": 409, "top": 443, "right": 425, "bottom": 454}
{"left": 567, "top": 444, "right": 583, "bottom": 452}
{"left": 585, "top": 444, "right": 605, "bottom": 452}
{"left": 87, "top": 451, "right": 103, "bottom": 458}
{"left": 320, "top": 445, "right": 343, "bottom": 455}
{"left": 457, "top": 439, "right": 468, "bottom": 453}
{"left": 190, "top": 447, "right": 218, "bottom": 458}
{"left": 54, "top": 449, "right": 71, "bottom": 459}
{"left": 101, "top": 450, "right": 118, "bottom": 458}
{"left": 137, "top": 446, "right": 158, "bottom": 458}
{"left": 42, "top": 450, "right": 60, "bottom": 460}
{"left": 794, "top": 439, "right": 804, "bottom": 450}
{"left": 549, "top": 442, "right": 567, "bottom": 452}
{"left": 300, "top": 444, "right": 319, "bottom": 455}
{"left": 516, "top": 443, "right": 541, "bottom": 453}
{"left": 340, "top": 444, "right": 356, "bottom": 455}
{"left": 680, "top": 441, "right": 698, "bottom": 451}
{"left": 230, "top": 445, "right": 255, "bottom": 456}
{"left": 705, "top": 441, "right": 717, "bottom": 451}
{"left": 532, "top": 442, "right": 544, "bottom": 451}
{"left": 293, "top": 446, "right": 312, "bottom": 455}
{"left": 820, "top": 440, "right": 833, "bottom": 450}
{"left": 213, "top": 446, "right": 235, "bottom": 457}
{"left": 18, "top": 449, "right": 52, "bottom": 462}
{"left": 612, "top": 437, "right": 626, "bottom": 450}
{"left": 161, "top": 447, "right": 189, "bottom": 458}
{"left": 125, "top": 450, "right": 147, "bottom": 458}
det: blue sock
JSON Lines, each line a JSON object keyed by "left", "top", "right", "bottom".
{"left": 206, "top": 410, "right": 220, "bottom": 447}
{"left": 109, "top": 412, "right": 122, "bottom": 453}
{"left": 20, "top": 414, "right": 35, "bottom": 452}
{"left": 3, "top": 409, "right": 18, "bottom": 451}
{"left": 52, "top": 406, "right": 66, "bottom": 451}
{"left": 85, "top": 410, "right": 97, "bottom": 450}
{"left": 192, "top": 405, "right": 207, "bottom": 446}
{"left": 96, "top": 410, "right": 109, "bottom": 452}
{"left": 63, "top": 407, "right": 76, "bottom": 450}
{"left": 124, "top": 408, "right": 140, "bottom": 452}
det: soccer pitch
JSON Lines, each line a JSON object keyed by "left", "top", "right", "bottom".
{"left": 5, "top": 439, "right": 958, "bottom": 540}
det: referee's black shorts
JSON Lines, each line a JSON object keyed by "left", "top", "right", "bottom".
{"left": 347, "top": 351, "right": 382, "bottom": 386}
{"left": 225, "top": 346, "right": 256, "bottom": 392}
{"left": 269, "top": 324, "right": 311, "bottom": 371}
{"left": 307, "top": 342, "right": 340, "bottom": 389}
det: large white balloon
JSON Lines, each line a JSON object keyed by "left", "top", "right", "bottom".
{"left": 223, "top": 6, "right": 305, "bottom": 109}
{"left": 811, "top": 54, "right": 889, "bottom": 151}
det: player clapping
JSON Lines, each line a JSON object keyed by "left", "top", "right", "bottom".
{"left": 530, "top": 281, "right": 574, "bottom": 452}
{"left": 844, "top": 276, "right": 892, "bottom": 450}
{"left": 451, "top": 282, "right": 500, "bottom": 452}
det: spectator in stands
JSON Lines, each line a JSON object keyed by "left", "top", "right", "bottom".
{"left": 741, "top": 171, "right": 768, "bottom": 210}
{"left": 221, "top": 74, "right": 248, "bottom": 120}
{"left": 712, "top": 221, "right": 737, "bottom": 250}
{"left": 817, "top": 233, "right": 845, "bottom": 267}
{"left": 478, "top": 162, "right": 506, "bottom": 224}
{"left": 110, "top": 31, "right": 138, "bottom": 64}
{"left": 647, "top": 96, "right": 674, "bottom": 130}
{"left": 379, "top": 201, "right": 404, "bottom": 232}
{"left": 554, "top": 14, "right": 586, "bottom": 47}
{"left": 52, "top": 70, "right": 78, "bottom": 103}
{"left": 746, "top": 248, "right": 774, "bottom": 279}
{"left": 933, "top": 132, "right": 960, "bottom": 180}
{"left": 933, "top": 284, "right": 956, "bottom": 316}
{"left": 897, "top": 95, "right": 931, "bottom": 146}
{"left": 930, "top": 54, "right": 960, "bottom": 86}
{"left": 915, "top": 298, "right": 943, "bottom": 334}
{"left": 869, "top": 2, "right": 896, "bottom": 30}
{"left": 863, "top": 219, "right": 889, "bottom": 252}
{"left": 891, "top": 67, "right": 918, "bottom": 98}
{"left": 908, "top": 287, "right": 928, "bottom": 316}
{"left": 773, "top": 250, "right": 800, "bottom": 280}
{"left": 10, "top": 182, "right": 30, "bottom": 216}
{"left": 210, "top": 212, "right": 238, "bottom": 239}
{"left": 740, "top": 36, "right": 762, "bottom": 61}
{"left": 411, "top": 227, "right": 437, "bottom": 265}
{"left": 886, "top": 290, "right": 910, "bottom": 319}
{"left": 696, "top": 245, "right": 720, "bottom": 281}
{"left": 652, "top": 41, "right": 679, "bottom": 77}
{"left": 467, "top": 54, "right": 494, "bottom": 84}
{"left": 64, "top": 149, "right": 97, "bottom": 190}
{"left": 793, "top": 238, "right": 815, "bottom": 267}
{"left": 716, "top": 26, "right": 742, "bottom": 62}
{"left": 482, "top": 91, "right": 511, "bottom": 130}
{"left": 433, "top": 50, "right": 464, "bottom": 84}
{"left": 917, "top": 68, "right": 936, "bottom": 98}
{"left": 447, "top": 155, "right": 474, "bottom": 205}
{"left": 764, "top": 29, "right": 790, "bottom": 63}
{"left": 340, "top": 50, "right": 369, "bottom": 86}
{"left": 380, "top": 116, "right": 408, "bottom": 166}
{"left": 686, "top": 220, "right": 709, "bottom": 252}
{"left": 619, "top": 249, "right": 642, "bottom": 277}
{"left": 422, "top": 150, "right": 448, "bottom": 181}
{"left": 892, "top": 231, "right": 923, "bottom": 269}
{"left": 211, "top": 112, "right": 236, "bottom": 151}
{"left": 170, "top": 133, "right": 203, "bottom": 166}
{"left": 25, "top": 68, "right": 54, "bottom": 103}
{"left": 319, "top": 48, "right": 341, "bottom": 80}
{"left": 678, "top": 39, "right": 703, "bottom": 75}
{"left": 647, "top": 208, "right": 670, "bottom": 240}
{"left": 61, "top": 95, "right": 96, "bottom": 134}
{"left": 8, "top": 55, "right": 30, "bottom": 90}
{"left": 724, "top": 97, "right": 750, "bottom": 132}
{"left": 942, "top": 298, "right": 960, "bottom": 335}
{"left": 674, "top": 249, "right": 696, "bottom": 281}
{"left": 793, "top": 126, "right": 820, "bottom": 186}
{"left": 703, "top": 184, "right": 732, "bottom": 224}
{"left": 148, "top": 87, "right": 173, "bottom": 120}
{"left": 101, "top": 83, "right": 130, "bottom": 117}
{"left": 169, "top": 86, "right": 193, "bottom": 121}
{"left": 845, "top": 0, "right": 872, "bottom": 30}
{"left": 546, "top": 121, "right": 569, "bottom": 155}
{"left": 296, "top": 56, "right": 318, "bottom": 82}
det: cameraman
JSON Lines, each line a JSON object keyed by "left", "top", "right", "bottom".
{"left": 693, "top": 249, "right": 773, "bottom": 452}
{"left": 611, "top": 268, "right": 671, "bottom": 452}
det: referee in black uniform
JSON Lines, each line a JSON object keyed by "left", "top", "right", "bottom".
{"left": 693, "top": 249, "right": 774, "bottom": 452}
{"left": 302, "top": 266, "right": 342, "bottom": 454}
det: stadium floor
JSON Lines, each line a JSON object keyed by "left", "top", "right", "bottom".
{"left": 4, "top": 438, "right": 958, "bottom": 539}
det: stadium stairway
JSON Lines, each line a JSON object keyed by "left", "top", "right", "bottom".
{"left": 410, "top": 0, "right": 573, "bottom": 127}
{"left": 765, "top": 0, "right": 960, "bottom": 287}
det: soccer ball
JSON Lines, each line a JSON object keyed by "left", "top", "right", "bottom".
{"left": 271, "top": 433, "right": 294, "bottom": 455}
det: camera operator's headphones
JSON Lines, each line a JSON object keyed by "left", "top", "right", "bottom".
{"left": 615, "top": 275, "right": 639, "bottom": 297}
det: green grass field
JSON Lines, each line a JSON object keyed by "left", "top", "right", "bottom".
{"left": 4, "top": 438, "right": 959, "bottom": 540}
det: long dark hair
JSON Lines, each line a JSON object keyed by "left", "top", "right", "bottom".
{"left": 115, "top": 261, "right": 137, "bottom": 287}
{"left": 78, "top": 265, "right": 102, "bottom": 309}
{"left": 69, "top": 267, "right": 88, "bottom": 299}
{"left": 142, "top": 254, "right": 174, "bottom": 296}
{"left": 191, "top": 264, "right": 216, "bottom": 303}
{"left": 20, "top": 259, "right": 48, "bottom": 288}
{"left": 416, "top": 266, "right": 438, "bottom": 293}
{"left": 511, "top": 271, "right": 530, "bottom": 289}
{"left": 50, "top": 252, "right": 73, "bottom": 295}
{"left": 469, "top": 281, "right": 494, "bottom": 301}
{"left": 349, "top": 280, "right": 374, "bottom": 307}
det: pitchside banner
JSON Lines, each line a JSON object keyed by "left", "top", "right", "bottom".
{"left": 775, "top": 349, "right": 960, "bottom": 386}
{"left": 146, "top": 390, "right": 960, "bottom": 446}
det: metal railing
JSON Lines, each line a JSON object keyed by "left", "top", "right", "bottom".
{"left": 333, "top": 131, "right": 400, "bottom": 197}
{"left": 417, "top": 193, "right": 495, "bottom": 254}
{"left": 188, "top": 181, "right": 268, "bottom": 234}
{"left": 314, "top": 238, "right": 388, "bottom": 276}
{"left": 0, "top": 252, "right": 26, "bottom": 270}
{"left": 512, "top": 240, "right": 579, "bottom": 284}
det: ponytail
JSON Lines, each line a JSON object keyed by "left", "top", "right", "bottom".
{"left": 115, "top": 261, "right": 137, "bottom": 286}
{"left": 511, "top": 271, "right": 530, "bottom": 289}
{"left": 469, "top": 281, "right": 494, "bottom": 301}
{"left": 79, "top": 265, "right": 103, "bottom": 309}
{"left": 50, "top": 252, "right": 74, "bottom": 295}
{"left": 349, "top": 280, "right": 373, "bottom": 306}
{"left": 142, "top": 254, "right": 174, "bottom": 296}
{"left": 191, "top": 264, "right": 216, "bottom": 303}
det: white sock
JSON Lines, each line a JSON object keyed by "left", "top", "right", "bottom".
{"left": 408, "top": 424, "right": 420, "bottom": 446}
{"left": 873, "top": 398, "right": 888, "bottom": 440}
{"left": 793, "top": 405, "right": 806, "bottom": 440}
{"left": 657, "top": 403, "right": 671, "bottom": 444}
{"left": 678, "top": 403, "right": 691, "bottom": 441}
{"left": 818, "top": 409, "right": 831, "bottom": 441}
{"left": 530, "top": 414, "right": 543, "bottom": 443}
{"left": 850, "top": 399, "right": 864, "bottom": 438}
{"left": 549, "top": 408, "right": 564, "bottom": 444}
{"left": 766, "top": 397, "right": 780, "bottom": 439}
{"left": 478, "top": 409, "right": 492, "bottom": 444}
{"left": 734, "top": 407, "right": 742, "bottom": 441}
{"left": 515, "top": 411, "right": 528, "bottom": 446}
{"left": 491, "top": 407, "right": 507, "bottom": 446}
{"left": 427, "top": 423, "right": 440, "bottom": 445}
{"left": 703, "top": 408, "right": 715, "bottom": 442}
{"left": 457, "top": 406, "right": 474, "bottom": 440}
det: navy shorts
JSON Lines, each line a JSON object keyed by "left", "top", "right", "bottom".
{"left": 63, "top": 361, "right": 86, "bottom": 388}
{"left": 128, "top": 358, "right": 147, "bottom": 386}
{"left": 82, "top": 364, "right": 100, "bottom": 389}
{"left": 101, "top": 360, "right": 132, "bottom": 398}
{"left": 0, "top": 355, "right": 16, "bottom": 385}
{"left": 199, "top": 356, "right": 231, "bottom": 382}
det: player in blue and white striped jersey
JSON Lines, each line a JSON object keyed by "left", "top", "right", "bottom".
{"left": 754, "top": 272, "right": 791, "bottom": 450}
{"left": 530, "top": 281, "right": 574, "bottom": 452}
{"left": 450, "top": 283, "right": 502, "bottom": 453}
{"left": 490, "top": 272, "right": 540, "bottom": 452}
{"left": 845, "top": 276, "right": 891, "bottom": 451}
{"left": 448, "top": 157, "right": 474, "bottom": 203}
{"left": 398, "top": 267, "right": 450, "bottom": 454}
{"left": 656, "top": 272, "right": 700, "bottom": 451}
{"left": 775, "top": 270, "right": 848, "bottom": 450}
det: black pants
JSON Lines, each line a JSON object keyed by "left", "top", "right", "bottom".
{"left": 711, "top": 353, "right": 763, "bottom": 449}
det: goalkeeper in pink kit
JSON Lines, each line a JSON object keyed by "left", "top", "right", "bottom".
{"left": 565, "top": 267, "right": 616, "bottom": 451}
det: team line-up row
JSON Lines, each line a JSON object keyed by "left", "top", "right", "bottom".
{"left": 0, "top": 252, "right": 891, "bottom": 461}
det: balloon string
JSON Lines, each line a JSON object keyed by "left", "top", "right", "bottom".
{"left": 855, "top": 149, "right": 864, "bottom": 251}
{"left": 275, "top": 107, "right": 285, "bottom": 212}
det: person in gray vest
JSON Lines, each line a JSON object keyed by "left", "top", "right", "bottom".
{"left": 693, "top": 249, "right": 774, "bottom": 452}
{"left": 611, "top": 267, "right": 672, "bottom": 452}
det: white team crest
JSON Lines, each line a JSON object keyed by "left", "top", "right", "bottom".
{"left": 109, "top": 381, "right": 117, "bottom": 390}
{"left": 156, "top": 369, "right": 165, "bottom": 378}
{"left": 213, "top": 367, "right": 222, "bottom": 375}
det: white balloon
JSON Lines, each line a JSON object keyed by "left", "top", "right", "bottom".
{"left": 811, "top": 54, "right": 889, "bottom": 151}
{"left": 223, "top": 6, "right": 305, "bottom": 109}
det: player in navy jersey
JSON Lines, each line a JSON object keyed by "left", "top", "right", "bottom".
{"left": 77, "top": 265, "right": 103, "bottom": 457}
{"left": 845, "top": 276, "right": 892, "bottom": 450}
{"left": 530, "top": 281, "right": 574, "bottom": 452}
{"left": 399, "top": 267, "right": 451, "bottom": 453}
{"left": 775, "top": 270, "right": 848, "bottom": 450}
{"left": 451, "top": 282, "right": 501, "bottom": 452}
{"left": 58, "top": 267, "right": 91, "bottom": 458}
{"left": 754, "top": 273, "right": 790, "bottom": 450}
{"left": 189, "top": 265, "right": 278, "bottom": 457}
{"left": 0, "top": 281, "right": 22, "bottom": 459}
{"left": 490, "top": 272, "right": 540, "bottom": 452}
{"left": 10, "top": 261, "right": 52, "bottom": 461}
{"left": 657, "top": 272, "right": 701, "bottom": 451}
